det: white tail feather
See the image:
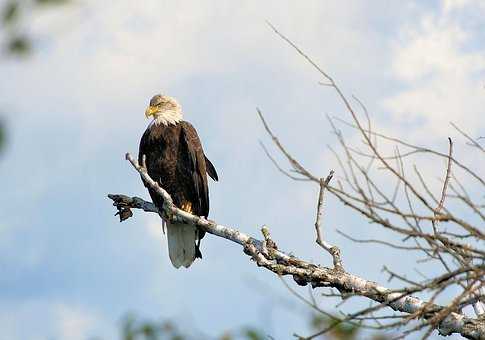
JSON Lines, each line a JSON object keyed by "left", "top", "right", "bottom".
{"left": 166, "top": 222, "right": 196, "bottom": 268}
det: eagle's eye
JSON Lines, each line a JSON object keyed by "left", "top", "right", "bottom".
{"left": 149, "top": 94, "right": 163, "bottom": 107}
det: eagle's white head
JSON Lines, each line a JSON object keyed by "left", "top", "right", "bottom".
{"left": 145, "top": 94, "right": 183, "bottom": 126}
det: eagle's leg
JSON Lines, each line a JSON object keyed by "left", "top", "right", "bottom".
{"left": 169, "top": 201, "right": 193, "bottom": 223}
{"left": 167, "top": 201, "right": 193, "bottom": 223}
{"left": 180, "top": 202, "right": 193, "bottom": 214}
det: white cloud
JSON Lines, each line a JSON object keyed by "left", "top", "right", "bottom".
{"left": 55, "top": 303, "right": 99, "bottom": 340}
{"left": 383, "top": 3, "right": 485, "bottom": 139}
{"left": 0, "top": 0, "right": 388, "bottom": 130}
{"left": 443, "top": 0, "right": 485, "bottom": 12}
{"left": 0, "top": 300, "right": 107, "bottom": 340}
{"left": 444, "top": 0, "right": 472, "bottom": 12}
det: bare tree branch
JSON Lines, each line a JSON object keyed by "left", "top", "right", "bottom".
{"left": 450, "top": 122, "right": 485, "bottom": 153}
{"left": 260, "top": 23, "right": 485, "bottom": 338}
{"left": 314, "top": 171, "right": 342, "bottom": 269}
{"left": 108, "top": 153, "right": 484, "bottom": 339}
{"left": 432, "top": 138, "right": 453, "bottom": 238}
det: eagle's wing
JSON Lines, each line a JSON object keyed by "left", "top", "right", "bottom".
{"left": 138, "top": 128, "right": 150, "bottom": 188}
{"left": 204, "top": 155, "right": 218, "bottom": 181}
{"left": 180, "top": 121, "right": 210, "bottom": 217}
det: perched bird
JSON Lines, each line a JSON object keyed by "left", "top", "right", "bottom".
{"left": 139, "top": 94, "right": 218, "bottom": 268}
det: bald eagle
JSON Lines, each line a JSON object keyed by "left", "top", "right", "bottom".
{"left": 139, "top": 94, "right": 218, "bottom": 268}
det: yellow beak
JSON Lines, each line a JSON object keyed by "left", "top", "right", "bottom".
{"left": 145, "top": 105, "right": 159, "bottom": 118}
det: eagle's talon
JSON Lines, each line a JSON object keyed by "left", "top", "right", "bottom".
{"left": 162, "top": 209, "right": 179, "bottom": 223}
{"left": 171, "top": 215, "right": 184, "bottom": 223}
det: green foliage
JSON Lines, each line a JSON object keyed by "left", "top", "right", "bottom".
{"left": 311, "top": 315, "right": 360, "bottom": 340}
{"left": 114, "top": 312, "right": 393, "bottom": 340}
{"left": 6, "top": 35, "right": 31, "bottom": 56}
{"left": 310, "top": 314, "right": 390, "bottom": 340}
{"left": 121, "top": 315, "right": 178, "bottom": 340}
{"left": 35, "top": 0, "right": 70, "bottom": 6}
{"left": 1, "top": 0, "right": 69, "bottom": 56}
{"left": 240, "top": 328, "right": 266, "bottom": 340}
{"left": 119, "top": 315, "right": 269, "bottom": 340}
{"left": 1, "top": 1, "right": 19, "bottom": 24}
{"left": 0, "top": 119, "right": 5, "bottom": 154}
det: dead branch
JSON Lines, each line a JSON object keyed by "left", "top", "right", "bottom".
{"left": 314, "top": 171, "right": 342, "bottom": 268}
{"left": 260, "top": 23, "right": 485, "bottom": 338}
{"left": 108, "top": 153, "right": 484, "bottom": 339}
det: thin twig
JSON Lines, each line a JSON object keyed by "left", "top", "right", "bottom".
{"left": 434, "top": 138, "right": 453, "bottom": 226}
{"left": 314, "top": 171, "right": 342, "bottom": 268}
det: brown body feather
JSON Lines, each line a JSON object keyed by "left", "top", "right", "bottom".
{"left": 138, "top": 121, "right": 217, "bottom": 259}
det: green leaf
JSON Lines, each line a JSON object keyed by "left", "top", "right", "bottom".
{"left": 331, "top": 322, "right": 359, "bottom": 339}
{"left": 2, "top": 1, "right": 19, "bottom": 24}
{"left": 141, "top": 323, "right": 156, "bottom": 337}
{"left": 311, "top": 314, "right": 360, "bottom": 340}
{"left": 35, "top": 0, "right": 70, "bottom": 6}
{"left": 7, "top": 35, "right": 31, "bottom": 56}
{"left": 242, "top": 328, "right": 266, "bottom": 340}
{"left": 0, "top": 120, "right": 5, "bottom": 154}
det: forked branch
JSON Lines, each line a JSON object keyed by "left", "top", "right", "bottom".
{"left": 108, "top": 154, "right": 484, "bottom": 339}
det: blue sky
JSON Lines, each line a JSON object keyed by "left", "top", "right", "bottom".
{"left": 0, "top": 1, "right": 484, "bottom": 339}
